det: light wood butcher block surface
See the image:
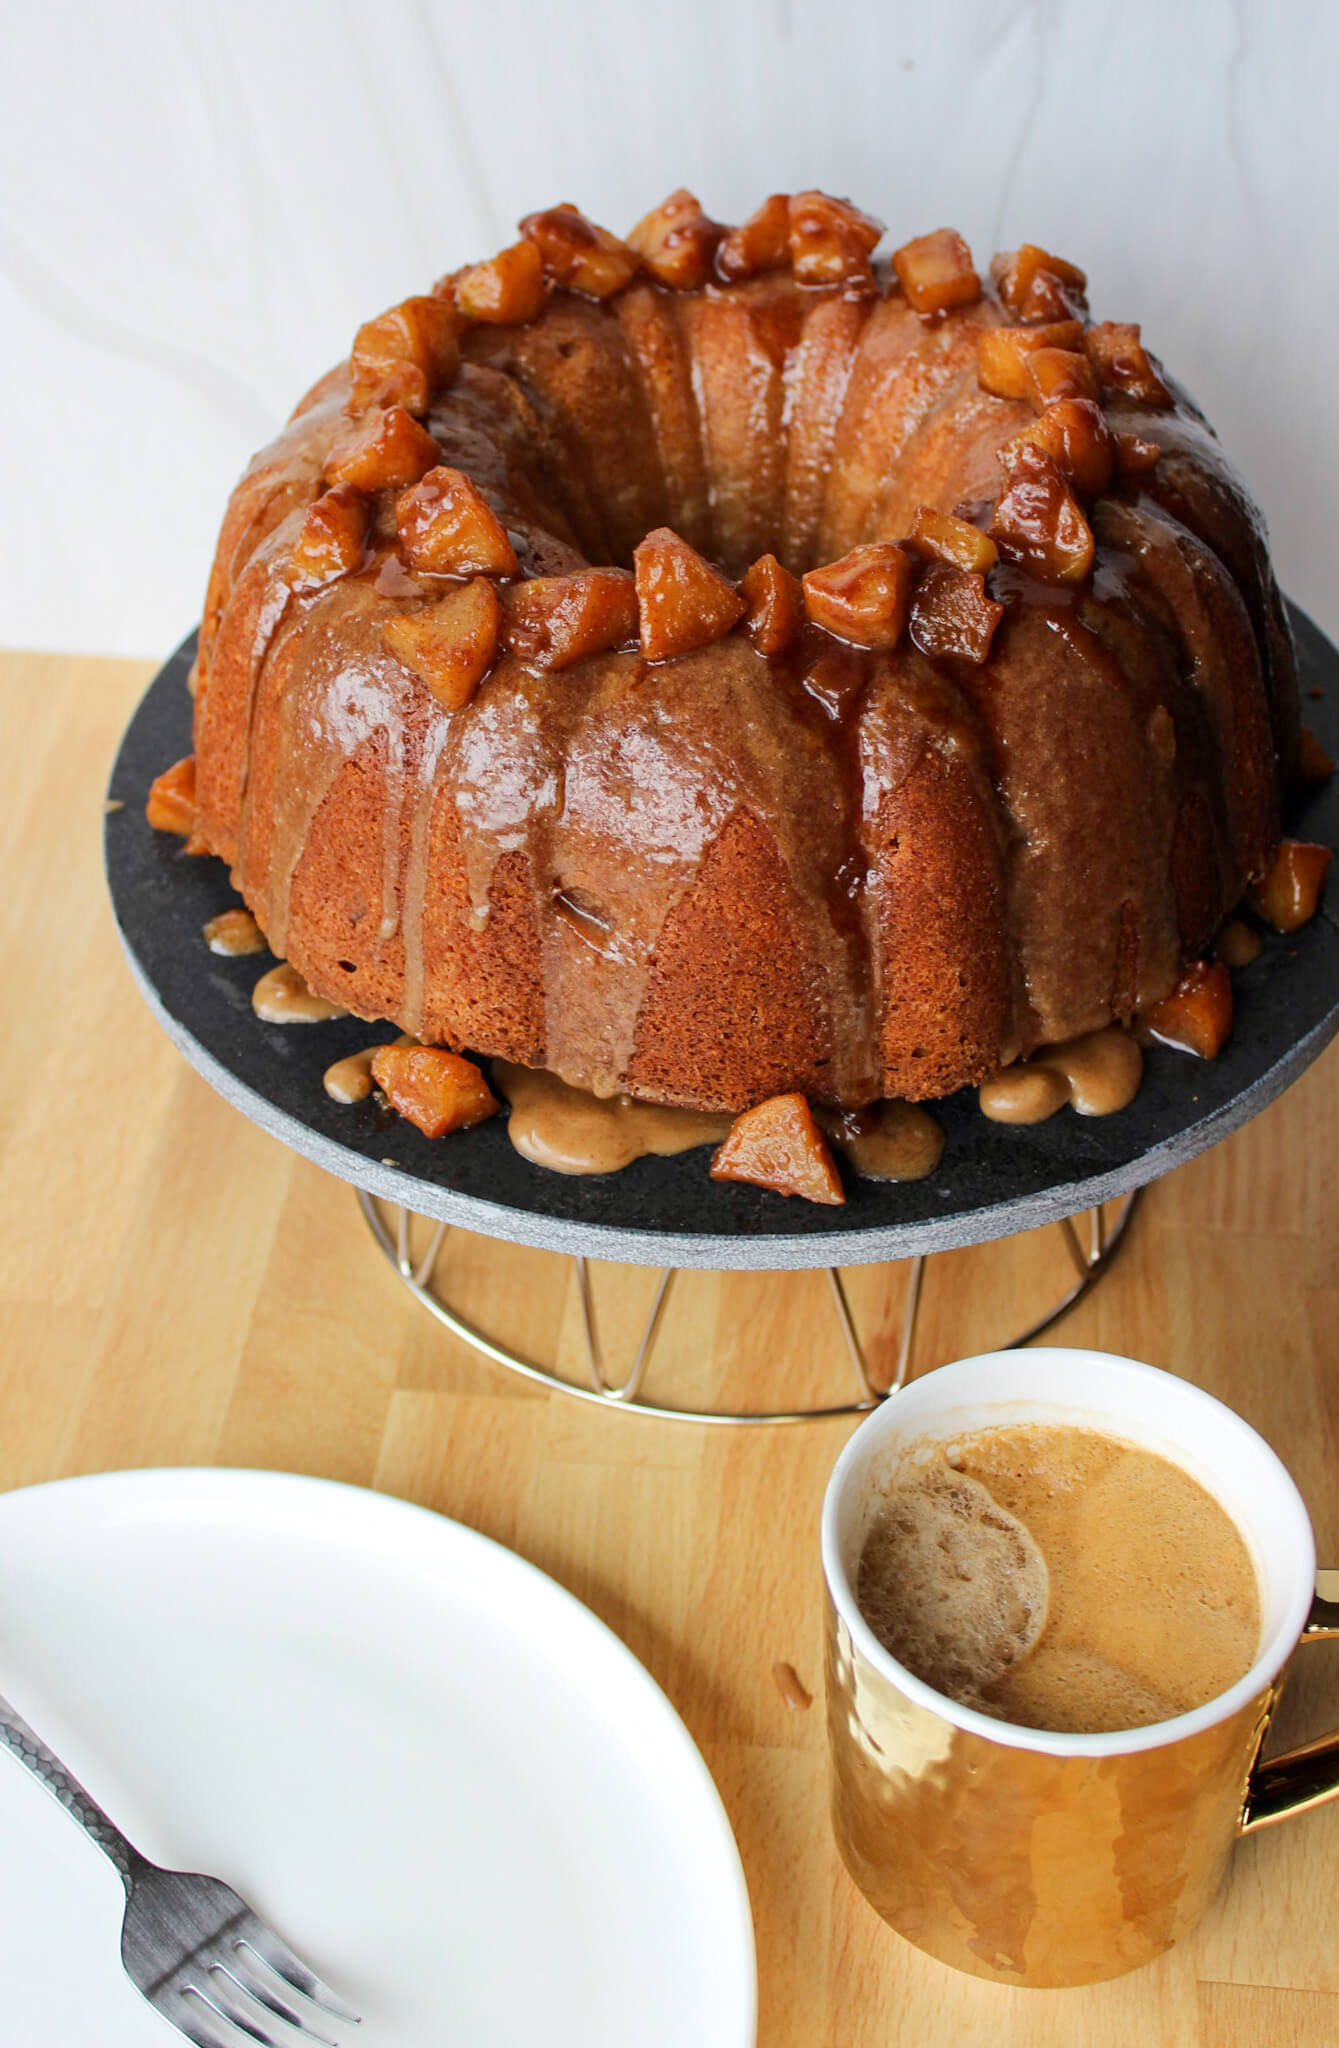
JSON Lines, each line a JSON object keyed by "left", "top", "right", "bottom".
{"left": 3, "top": 648, "right": 1337, "bottom": 2047}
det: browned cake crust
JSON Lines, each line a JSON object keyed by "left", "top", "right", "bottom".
{"left": 191, "top": 199, "right": 1298, "bottom": 1112}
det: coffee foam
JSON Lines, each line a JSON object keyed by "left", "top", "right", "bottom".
{"left": 856, "top": 1465, "right": 1050, "bottom": 1705}
{"left": 855, "top": 1425, "right": 1261, "bottom": 1735}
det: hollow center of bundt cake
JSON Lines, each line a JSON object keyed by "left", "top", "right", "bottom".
{"left": 459, "top": 283, "right": 956, "bottom": 584}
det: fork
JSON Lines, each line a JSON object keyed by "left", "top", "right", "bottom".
{"left": 0, "top": 1687, "right": 361, "bottom": 2046}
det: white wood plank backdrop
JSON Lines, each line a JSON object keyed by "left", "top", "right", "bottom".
{"left": 2, "top": 0, "right": 1335, "bottom": 656}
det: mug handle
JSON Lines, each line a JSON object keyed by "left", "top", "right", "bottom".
{"left": 1240, "top": 1569, "right": 1339, "bottom": 1834}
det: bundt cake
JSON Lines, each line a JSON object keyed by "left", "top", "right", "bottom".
{"left": 180, "top": 192, "right": 1304, "bottom": 1115}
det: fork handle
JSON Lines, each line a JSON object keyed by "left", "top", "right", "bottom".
{"left": 0, "top": 1689, "right": 139, "bottom": 1888}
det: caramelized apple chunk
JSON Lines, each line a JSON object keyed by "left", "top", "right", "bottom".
{"left": 715, "top": 193, "right": 791, "bottom": 280}
{"left": 788, "top": 191, "right": 883, "bottom": 287}
{"left": 381, "top": 579, "right": 501, "bottom": 710}
{"left": 1248, "top": 839, "right": 1333, "bottom": 932}
{"left": 1144, "top": 960, "right": 1234, "bottom": 1059}
{"left": 521, "top": 204, "right": 639, "bottom": 298}
{"left": 502, "top": 569, "right": 638, "bottom": 670}
{"left": 990, "top": 445, "right": 1094, "bottom": 584}
{"left": 907, "top": 507, "right": 998, "bottom": 574}
{"left": 1006, "top": 397, "right": 1116, "bottom": 497}
{"left": 1024, "top": 347, "right": 1100, "bottom": 406}
{"left": 802, "top": 544, "right": 914, "bottom": 649}
{"left": 289, "top": 484, "right": 371, "bottom": 587}
{"left": 991, "top": 244, "right": 1088, "bottom": 323}
{"left": 627, "top": 188, "right": 721, "bottom": 289}
{"left": 892, "top": 228, "right": 980, "bottom": 316}
{"left": 396, "top": 467, "right": 518, "bottom": 577}
{"left": 370, "top": 1044, "right": 499, "bottom": 1139}
{"left": 976, "top": 321, "right": 1085, "bottom": 400}
{"left": 1297, "top": 728, "right": 1335, "bottom": 784}
{"left": 710, "top": 1093, "right": 845, "bottom": 1205}
{"left": 634, "top": 528, "right": 746, "bottom": 660}
{"left": 909, "top": 562, "right": 1004, "bottom": 665}
{"left": 454, "top": 240, "right": 547, "bottom": 325}
{"left": 146, "top": 755, "right": 197, "bottom": 836}
{"left": 1084, "top": 322, "right": 1172, "bottom": 406}
{"left": 741, "top": 553, "right": 804, "bottom": 658}
{"left": 1114, "top": 431, "right": 1163, "bottom": 474}
{"left": 350, "top": 296, "right": 460, "bottom": 413}
{"left": 324, "top": 406, "right": 440, "bottom": 491}
{"left": 357, "top": 362, "right": 430, "bottom": 416}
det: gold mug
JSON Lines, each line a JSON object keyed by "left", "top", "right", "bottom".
{"left": 821, "top": 1347, "right": 1339, "bottom": 1988}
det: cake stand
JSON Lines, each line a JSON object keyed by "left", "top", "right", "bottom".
{"left": 105, "top": 605, "right": 1339, "bottom": 1422}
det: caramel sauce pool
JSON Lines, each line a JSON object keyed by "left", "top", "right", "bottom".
{"left": 494, "top": 1063, "right": 732, "bottom": 1174}
{"left": 978, "top": 1024, "right": 1142, "bottom": 1125}
{"left": 494, "top": 1063, "right": 944, "bottom": 1181}
{"left": 204, "top": 907, "right": 266, "bottom": 957}
{"left": 253, "top": 962, "right": 349, "bottom": 1024}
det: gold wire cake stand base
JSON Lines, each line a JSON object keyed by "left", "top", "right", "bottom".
{"left": 357, "top": 1188, "right": 1140, "bottom": 1424}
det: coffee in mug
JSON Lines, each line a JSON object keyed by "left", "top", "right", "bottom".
{"left": 822, "top": 1350, "right": 1339, "bottom": 1986}
{"left": 855, "top": 1422, "right": 1260, "bottom": 1733}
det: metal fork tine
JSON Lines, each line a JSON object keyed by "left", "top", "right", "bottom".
{"left": 185, "top": 1982, "right": 284, "bottom": 2047}
{"left": 237, "top": 1927, "right": 362, "bottom": 2024}
{"left": 214, "top": 1959, "right": 339, "bottom": 2046}
{"left": 178, "top": 2015, "right": 231, "bottom": 2048}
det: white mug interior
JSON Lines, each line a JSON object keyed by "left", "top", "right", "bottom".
{"left": 821, "top": 1347, "right": 1317, "bottom": 1758}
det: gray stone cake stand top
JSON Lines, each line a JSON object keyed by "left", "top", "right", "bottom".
{"left": 105, "top": 608, "right": 1339, "bottom": 1272}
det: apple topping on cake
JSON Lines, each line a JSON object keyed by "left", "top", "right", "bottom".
{"left": 909, "top": 563, "right": 1004, "bottom": 665}
{"left": 634, "top": 529, "right": 746, "bottom": 659}
{"left": 802, "top": 545, "right": 914, "bottom": 648}
{"left": 1249, "top": 839, "right": 1333, "bottom": 932}
{"left": 396, "top": 467, "right": 518, "bottom": 577}
{"left": 370, "top": 1045, "right": 499, "bottom": 1138}
{"left": 741, "top": 553, "right": 804, "bottom": 658}
{"left": 1007, "top": 396, "right": 1116, "bottom": 498}
{"left": 289, "top": 485, "right": 371, "bottom": 587}
{"left": 350, "top": 296, "right": 459, "bottom": 413}
{"left": 1114, "top": 431, "right": 1163, "bottom": 473}
{"left": 892, "top": 228, "right": 981, "bottom": 316}
{"left": 1144, "top": 960, "right": 1234, "bottom": 1059}
{"left": 146, "top": 755, "right": 198, "bottom": 837}
{"left": 453, "top": 240, "right": 547, "bottom": 325}
{"left": 627, "top": 189, "right": 722, "bottom": 290}
{"left": 382, "top": 579, "right": 501, "bottom": 710}
{"left": 991, "top": 445, "right": 1095, "bottom": 584}
{"left": 1084, "top": 322, "right": 1173, "bottom": 406}
{"left": 715, "top": 193, "right": 791, "bottom": 281}
{"left": 1024, "top": 347, "right": 1101, "bottom": 406}
{"left": 521, "top": 204, "right": 639, "bottom": 299}
{"left": 788, "top": 191, "right": 883, "bottom": 287}
{"left": 907, "top": 508, "right": 998, "bottom": 575}
{"left": 976, "top": 321, "right": 1086, "bottom": 400}
{"left": 991, "top": 244, "right": 1089, "bottom": 323}
{"left": 503, "top": 570, "right": 638, "bottom": 670}
{"left": 324, "top": 407, "right": 440, "bottom": 491}
{"left": 710, "top": 1093, "right": 845, "bottom": 1205}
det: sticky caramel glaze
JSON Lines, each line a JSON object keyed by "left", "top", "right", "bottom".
{"left": 979, "top": 1025, "right": 1143, "bottom": 1124}
{"left": 203, "top": 907, "right": 266, "bottom": 956}
{"left": 495, "top": 1062, "right": 731, "bottom": 1173}
{"left": 495, "top": 1063, "right": 943, "bottom": 1181}
{"left": 193, "top": 267, "right": 1297, "bottom": 1115}
{"left": 324, "top": 1033, "right": 415, "bottom": 1103}
{"left": 252, "top": 962, "right": 348, "bottom": 1023}
{"left": 823, "top": 1101, "right": 945, "bottom": 1181}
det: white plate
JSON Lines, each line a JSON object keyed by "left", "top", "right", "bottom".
{"left": 0, "top": 1469, "right": 756, "bottom": 2047}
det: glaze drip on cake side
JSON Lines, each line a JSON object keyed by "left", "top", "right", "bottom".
{"left": 188, "top": 196, "right": 1299, "bottom": 1115}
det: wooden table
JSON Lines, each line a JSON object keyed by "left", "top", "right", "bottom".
{"left": 5, "top": 646, "right": 1338, "bottom": 2046}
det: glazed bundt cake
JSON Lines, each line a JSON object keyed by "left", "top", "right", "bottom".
{"left": 183, "top": 192, "right": 1302, "bottom": 1114}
